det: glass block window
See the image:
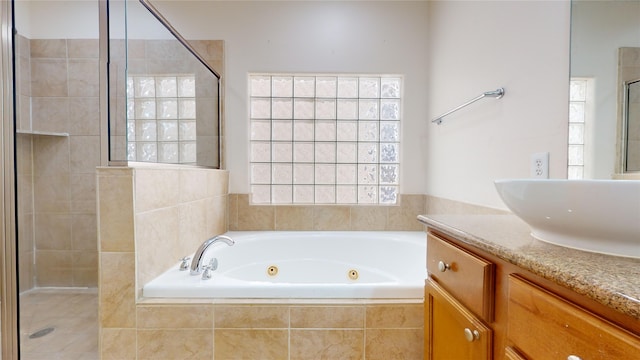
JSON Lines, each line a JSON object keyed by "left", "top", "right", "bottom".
{"left": 249, "top": 74, "right": 402, "bottom": 205}
{"left": 568, "top": 79, "right": 589, "bottom": 179}
{"left": 127, "top": 75, "right": 197, "bottom": 164}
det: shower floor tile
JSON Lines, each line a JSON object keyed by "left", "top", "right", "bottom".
{"left": 19, "top": 288, "right": 98, "bottom": 360}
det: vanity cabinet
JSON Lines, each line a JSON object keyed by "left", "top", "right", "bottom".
{"left": 426, "top": 278, "right": 493, "bottom": 359}
{"left": 424, "top": 229, "right": 640, "bottom": 360}
{"left": 425, "top": 233, "right": 495, "bottom": 359}
{"left": 507, "top": 275, "right": 640, "bottom": 360}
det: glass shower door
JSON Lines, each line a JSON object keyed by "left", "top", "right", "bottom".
{"left": 13, "top": 1, "right": 100, "bottom": 358}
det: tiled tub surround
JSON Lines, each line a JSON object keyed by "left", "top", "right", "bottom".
{"left": 418, "top": 214, "right": 640, "bottom": 322}
{"left": 103, "top": 303, "right": 423, "bottom": 359}
{"left": 15, "top": 35, "right": 100, "bottom": 289}
{"left": 98, "top": 166, "right": 429, "bottom": 358}
{"left": 228, "top": 193, "right": 427, "bottom": 231}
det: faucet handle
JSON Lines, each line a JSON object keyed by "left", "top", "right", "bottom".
{"left": 179, "top": 256, "right": 191, "bottom": 271}
{"left": 209, "top": 258, "right": 218, "bottom": 271}
{"left": 201, "top": 265, "right": 213, "bottom": 280}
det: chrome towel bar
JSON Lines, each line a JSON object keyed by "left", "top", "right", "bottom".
{"left": 431, "top": 87, "right": 505, "bottom": 125}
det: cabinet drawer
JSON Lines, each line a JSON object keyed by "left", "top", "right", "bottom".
{"left": 427, "top": 233, "right": 495, "bottom": 321}
{"left": 508, "top": 275, "right": 640, "bottom": 360}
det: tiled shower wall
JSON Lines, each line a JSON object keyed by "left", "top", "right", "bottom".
{"left": 15, "top": 35, "right": 100, "bottom": 290}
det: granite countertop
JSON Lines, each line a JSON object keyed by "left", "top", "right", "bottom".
{"left": 417, "top": 214, "right": 640, "bottom": 320}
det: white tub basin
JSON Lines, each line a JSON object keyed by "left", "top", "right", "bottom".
{"left": 494, "top": 179, "right": 640, "bottom": 258}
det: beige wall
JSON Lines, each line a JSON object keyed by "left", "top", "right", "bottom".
{"left": 15, "top": 35, "right": 100, "bottom": 289}
{"left": 425, "top": 1, "right": 571, "bottom": 209}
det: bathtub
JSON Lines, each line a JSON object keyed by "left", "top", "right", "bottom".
{"left": 143, "top": 231, "right": 427, "bottom": 303}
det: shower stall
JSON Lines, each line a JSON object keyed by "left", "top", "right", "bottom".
{"left": 1, "top": 1, "right": 222, "bottom": 357}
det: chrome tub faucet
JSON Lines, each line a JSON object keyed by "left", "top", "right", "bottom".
{"left": 189, "top": 235, "right": 235, "bottom": 275}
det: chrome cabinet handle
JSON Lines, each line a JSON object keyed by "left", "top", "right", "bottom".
{"left": 463, "top": 328, "right": 480, "bottom": 342}
{"left": 567, "top": 356, "right": 582, "bottom": 360}
{"left": 438, "top": 260, "right": 451, "bottom": 272}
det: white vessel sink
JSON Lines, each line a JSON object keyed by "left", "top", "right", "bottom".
{"left": 494, "top": 179, "right": 640, "bottom": 258}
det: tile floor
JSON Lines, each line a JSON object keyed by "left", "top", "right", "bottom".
{"left": 19, "top": 288, "right": 98, "bottom": 360}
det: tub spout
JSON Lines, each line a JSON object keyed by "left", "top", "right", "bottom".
{"left": 189, "top": 235, "right": 234, "bottom": 275}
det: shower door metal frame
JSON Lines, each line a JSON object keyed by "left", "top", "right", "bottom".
{"left": 0, "top": 0, "right": 19, "bottom": 357}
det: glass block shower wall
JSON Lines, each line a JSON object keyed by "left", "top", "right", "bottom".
{"left": 249, "top": 74, "right": 402, "bottom": 205}
{"left": 127, "top": 75, "right": 197, "bottom": 163}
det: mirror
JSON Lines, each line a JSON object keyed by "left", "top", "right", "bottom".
{"left": 570, "top": 0, "right": 640, "bottom": 178}
{"left": 624, "top": 79, "right": 640, "bottom": 171}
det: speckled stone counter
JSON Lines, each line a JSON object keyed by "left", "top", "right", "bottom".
{"left": 417, "top": 214, "right": 640, "bottom": 320}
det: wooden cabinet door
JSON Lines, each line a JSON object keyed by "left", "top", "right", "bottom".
{"left": 508, "top": 275, "right": 640, "bottom": 360}
{"left": 426, "top": 278, "right": 492, "bottom": 360}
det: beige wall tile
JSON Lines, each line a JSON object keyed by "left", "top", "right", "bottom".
{"left": 236, "top": 194, "right": 275, "bottom": 230}
{"left": 67, "top": 39, "right": 99, "bottom": 59}
{"left": 100, "top": 252, "right": 136, "bottom": 328}
{"left": 189, "top": 40, "right": 224, "bottom": 63}
{"left": 290, "top": 306, "right": 364, "bottom": 329}
{"left": 70, "top": 136, "right": 101, "bottom": 174}
{"left": 145, "top": 40, "right": 187, "bottom": 61}
{"left": 70, "top": 173, "right": 97, "bottom": 214}
{"left": 387, "top": 194, "right": 426, "bottom": 231}
{"left": 31, "top": 59, "right": 68, "bottom": 97}
{"left": 206, "top": 195, "right": 227, "bottom": 235}
{"left": 366, "top": 305, "right": 424, "bottom": 328}
{"left": 215, "top": 306, "right": 289, "bottom": 329}
{"left": 179, "top": 200, "right": 208, "bottom": 249}
{"left": 275, "top": 206, "right": 314, "bottom": 230}
{"left": 134, "top": 168, "right": 180, "bottom": 213}
{"left": 350, "top": 206, "right": 388, "bottom": 230}
{"left": 214, "top": 329, "right": 288, "bottom": 360}
{"left": 30, "top": 39, "right": 67, "bottom": 58}
{"left": 35, "top": 250, "right": 72, "bottom": 286}
{"left": 178, "top": 168, "right": 208, "bottom": 203}
{"left": 137, "top": 329, "right": 213, "bottom": 360}
{"left": 18, "top": 250, "right": 34, "bottom": 292}
{"left": 207, "top": 169, "right": 229, "bottom": 197}
{"left": 290, "top": 329, "right": 364, "bottom": 360}
{"left": 227, "top": 193, "right": 238, "bottom": 230}
{"left": 313, "top": 206, "right": 350, "bottom": 230}
{"left": 34, "top": 214, "right": 72, "bottom": 250}
{"left": 16, "top": 135, "right": 33, "bottom": 175}
{"left": 101, "top": 328, "right": 136, "bottom": 360}
{"left": 68, "top": 59, "right": 99, "bottom": 97}
{"left": 33, "top": 173, "right": 70, "bottom": 213}
{"left": 31, "top": 97, "right": 69, "bottom": 133}
{"left": 365, "top": 328, "right": 423, "bottom": 360}
{"left": 69, "top": 97, "right": 100, "bottom": 136}
{"left": 135, "top": 207, "right": 180, "bottom": 287}
{"left": 71, "top": 214, "right": 97, "bottom": 250}
{"left": 72, "top": 253, "right": 98, "bottom": 287}
{"left": 33, "top": 135, "right": 69, "bottom": 176}
{"left": 98, "top": 172, "right": 135, "bottom": 252}
{"left": 137, "top": 305, "right": 213, "bottom": 329}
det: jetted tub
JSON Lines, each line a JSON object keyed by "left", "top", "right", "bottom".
{"left": 143, "top": 231, "right": 427, "bottom": 302}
